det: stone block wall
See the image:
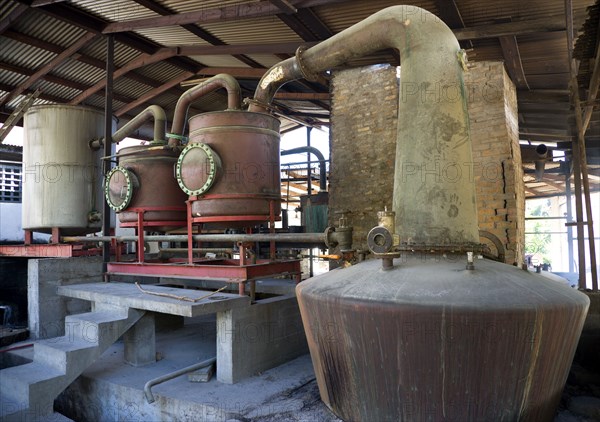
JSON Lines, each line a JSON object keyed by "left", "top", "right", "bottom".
{"left": 329, "top": 61, "right": 524, "bottom": 265}
{"left": 328, "top": 64, "right": 398, "bottom": 252}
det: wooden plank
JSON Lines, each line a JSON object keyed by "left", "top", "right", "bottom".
{"left": 435, "top": 0, "right": 472, "bottom": 48}
{"left": 0, "top": 31, "right": 98, "bottom": 107}
{"left": 499, "top": 33, "right": 530, "bottom": 90}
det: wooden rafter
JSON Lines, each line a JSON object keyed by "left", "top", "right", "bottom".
{"left": 115, "top": 72, "right": 195, "bottom": 117}
{"left": 0, "top": 4, "right": 28, "bottom": 35}
{"left": 435, "top": 0, "right": 472, "bottom": 48}
{"left": 130, "top": 0, "right": 262, "bottom": 69}
{"left": 69, "top": 48, "right": 178, "bottom": 105}
{"left": 499, "top": 34, "right": 530, "bottom": 90}
{"left": 0, "top": 31, "right": 98, "bottom": 107}
{"left": 102, "top": 0, "right": 346, "bottom": 33}
{"left": 270, "top": 0, "right": 297, "bottom": 14}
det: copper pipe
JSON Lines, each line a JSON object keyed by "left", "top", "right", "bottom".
{"left": 90, "top": 105, "right": 167, "bottom": 149}
{"left": 169, "top": 74, "right": 242, "bottom": 147}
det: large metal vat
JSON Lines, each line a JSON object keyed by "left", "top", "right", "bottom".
{"left": 105, "top": 145, "right": 187, "bottom": 232}
{"left": 176, "top": 110, "right": 281, "bottom": 227}
{"left": 22, "top": 105, "right": 109, "bottom": 235}
{"left": 297, "top": 257, "right": 589, "bottom": 421}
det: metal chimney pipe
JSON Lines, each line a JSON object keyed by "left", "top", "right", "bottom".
{"left": 251, "top": 5, "right": 478, "bottom": 244}
{"left": 169, "top": 74, "right": 242, "bottom": 147}
{"left": 534, "top": 143, "right": 548, "bottom": 181}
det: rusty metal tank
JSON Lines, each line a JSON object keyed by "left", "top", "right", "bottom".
{"left": 22, "top": 105, "right": 113, "bottom": 235}
{"left": 176, "top": 110, "right": 281, "bottom": 227}
{"left": 105, "top": 145, "right": 187, "bottom": 231}
{"left": 297, "top": 257, "right": 589, "bottom": 421}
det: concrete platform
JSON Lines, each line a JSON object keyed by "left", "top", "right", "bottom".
{"left": 51, "top": 315, "right": 341, "bottom": 422}
{"left": 58, "top": 283, "right": 251, "bottom": 317}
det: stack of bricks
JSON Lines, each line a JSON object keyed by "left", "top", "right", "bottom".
{"left": 329, "top": 61, "right": 524, "bottom": 265}
{"left": 328, "top": 65, "right": 399, "bottom": 252}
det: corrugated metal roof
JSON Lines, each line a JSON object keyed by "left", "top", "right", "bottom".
{"left": 0, "top": 38, "right": 56, "bottom": 70}
{"left": 74, "top": 0, "right": 156, "bottom": 22}
{"left": 135, "top": 26, "right": 213, "bottom": 47}
{"left": 202, "top": 16, "right": 302, "bottom": 44}
{"left": 187, "top": 55, "right": 250, "bottom": 68}
{"left": 161, "top": 1, "right": 257, "bottom": 13}
{"left": 51, "top": 60, "right": 105, "bottom": 87}
{"left": 11, "top": 8, "right": 87, "bottom": 47}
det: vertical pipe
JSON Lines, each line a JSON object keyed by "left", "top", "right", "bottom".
{"left": 572, "top": 141, "right": 587, "bottom": 288}
{"left": 307, "top": 127, "right": 314, "bottom": 278}
{"left": 565, "top": 161, "right": 575, "bottom": 273}
{"left": 102, "top": 35, "right": 114, "bottom": 278}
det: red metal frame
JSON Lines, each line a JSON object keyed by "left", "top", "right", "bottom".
{"left": 107, "top": 259, "right": 301, "bottom": 284}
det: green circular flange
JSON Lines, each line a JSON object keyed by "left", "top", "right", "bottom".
{"left": 176, "top": 142, "right": 221, "bottom": 196}
{"left": 104, "top": 166, "right": 136, "bottom": 212}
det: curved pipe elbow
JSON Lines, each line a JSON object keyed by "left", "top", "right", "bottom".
{"left": 250, "top": 6, "right": 447, "bottom": 112}
{"left": 112, "top": 105, "right": 167, "bottom": 144}
{"left": 169, "top": 74, "right": 242, "bottom": 147}
{"left": 281, "top": 146, "right": 327, "bottom": 191}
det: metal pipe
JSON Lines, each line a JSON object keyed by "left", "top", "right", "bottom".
{"left": 63, "top": 232, "right": 328, "bottom": 244}
{"left": 250, "top": 5, "right": 479, "bottom": 245}
{"left": 534, "top": 143, "right": 548, "bottom": 181}
{"left": 281, "top": 146, "right": 327, "bottom": 190}
{"left": 91, "top": 105, "right": 167, "bottom": 149}
{"left": 144, "top": 357, "right": 215, "bottom": 404}
{"left": 169, "top": 74, "right": 242, "bottom": 147}
{"left": 102, "top": 35, "right": 114, "bottom": 277}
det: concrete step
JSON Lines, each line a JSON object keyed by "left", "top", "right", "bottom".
{"left": 1, "top": 390, "right": 72, "bottom": 422}
{"left": 64, "top": 310, "right": 130, "bottom": 345}
{"left": 34, "top": 337, "right": 98, "bottom": 372}
{"left": 0, "top": 362, "right": 64, "bottom": 408}
{"left": 0, "top": 307, "right": 144, "bottom": 421}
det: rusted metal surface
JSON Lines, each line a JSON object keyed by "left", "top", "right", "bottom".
{"left": 107, "top": 259, "right": 300, "bottom": 282}
{"left": 183, "top": 110, "right": 282, "bottom": 227}
{"left": 297, "top": 257, "right": 589, "bottom": 421}
{"left": 114, "top": 145, "right": 187, "bottom": 230}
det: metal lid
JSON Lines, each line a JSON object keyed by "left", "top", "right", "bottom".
{"left": 104, "top": 166, "right": 138, "bottom": 211}
{"left": 176, "top": 142, "right": 221, "bottom": 196}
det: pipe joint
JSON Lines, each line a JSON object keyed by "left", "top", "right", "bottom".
{"left": 295, "top": 46, "right": 321, "bottom": 82}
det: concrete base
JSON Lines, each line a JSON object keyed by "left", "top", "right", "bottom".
{"left": 52, "top": 317, "right": 339, "bottom": 422}
{"left": 28, "top": 257, "right": 103, "bottom": 340}
{"left": 217, "top": 295, "right": 308, "bottom": 384}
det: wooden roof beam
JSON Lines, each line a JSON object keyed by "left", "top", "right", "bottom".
{"left": 131, "top": 0, "right": 263, "bottom": 69}
{"left": 435, "top": 0, "right": 472, "bottom": 48}
{"left": 102, "top": 0, "right": 347, "bottom": 33}
{"left": 0, "top": 4, "right": 28, "bottom": 35}
{"left": 499, "top": 30, "right": 530, "bottom": 90}
{"left": 115, "top": 71, "right": 195, "bottom": 117}
{"left": 270, "top": 0, "right": 298, "bottom": 14}
{"left": 2, "top": 29, "right": 172, "bottom": 90}
{"left": 69, "top": 48, "right": 178, "bottom": 105}
{"left": 454, "top": 15, "right": 565, "bottom": 41}
{"left": 0, "top": 61, "right": 135, "bottom": 104}
{"left": 0, "top": 32, "right": 98, "bottom": 107}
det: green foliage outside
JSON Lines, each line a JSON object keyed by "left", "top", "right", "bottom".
{"left": 525, "top": 199, "right": 552, "bottom": 265}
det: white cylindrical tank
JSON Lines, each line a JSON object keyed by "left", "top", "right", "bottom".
{"left": 22, "top": 105, "right": 110, "bottom": 235}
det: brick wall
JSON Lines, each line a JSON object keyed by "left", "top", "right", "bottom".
{"left": 465, "top": 61, "right": 525, "bottom": 265}
{"left": 329, "top": 61, "right": 524, "bottom": 264}
{"left": 329, "top": 65, "right": 398, "bottom": 252}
